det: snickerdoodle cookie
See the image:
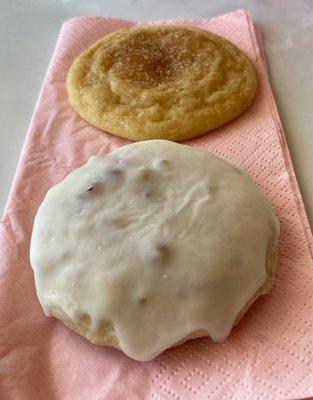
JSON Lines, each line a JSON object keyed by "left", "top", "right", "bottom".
{"left": 66, "top": 25, "right": 257, "bottom": 141}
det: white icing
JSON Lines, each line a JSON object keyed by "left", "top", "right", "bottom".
{"left": 30, "top": 140, "right": 279, "bottom": 361}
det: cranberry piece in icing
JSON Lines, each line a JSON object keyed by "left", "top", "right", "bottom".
{"left": 153, "top": 158, "right": 171, "bottom": 169}
{"left": 160, "top": 159, "right": 170, "bottom": 165}
{"left": 151, "top": 242, "right": 170, "bottom": 264}
{"left": 108, "top": 167, "right": 123, "bottom": 177}
{"left": 81, "top": 181, "right": 105, "bottom": 196}
{"left": 137, "top": 167, "right": 151, "bottom": 179}
{"left": 138, "top": 296, "right": 148, "bottom": 304}
{"left": 104, "top": 167, "right": 125, "bottom": 190}
{"left": 138, "top": 189, "right": 152, "bottom": 198}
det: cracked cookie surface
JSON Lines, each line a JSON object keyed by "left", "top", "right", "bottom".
{"left": 66, "top": 25, "right": 257, "bottom": 141}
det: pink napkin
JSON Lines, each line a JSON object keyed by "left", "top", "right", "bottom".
{"left": 1, "top": 9, "right": 312, "bottom": 400}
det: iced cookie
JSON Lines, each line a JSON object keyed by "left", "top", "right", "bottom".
{"left": 30, "top": 140, "right": 279, "bottom": 361}
{"left": 66, "top": 25, "right": 257, "bottom": 141}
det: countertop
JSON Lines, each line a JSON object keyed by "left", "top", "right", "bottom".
{"left": 0, "top": 0, "right": 312, "bottom": 226}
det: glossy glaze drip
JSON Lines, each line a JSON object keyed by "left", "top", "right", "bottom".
{"left": 30, "top": 140, "right": 278, "bottom": 361}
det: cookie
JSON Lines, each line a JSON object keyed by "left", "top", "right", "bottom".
{"left": 30, "top": 140, "right": 279, "bottom": 361}
{"left": 66, "top": 25, "right": 257, "bottom": 141}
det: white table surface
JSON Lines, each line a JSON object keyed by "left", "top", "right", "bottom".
{"left": 0, "top": 0, "right": 312, "bottom": 227}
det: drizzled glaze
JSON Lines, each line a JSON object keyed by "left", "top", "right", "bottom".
{"left": 30, "top": 140, "right": 278, "bottom": 361}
